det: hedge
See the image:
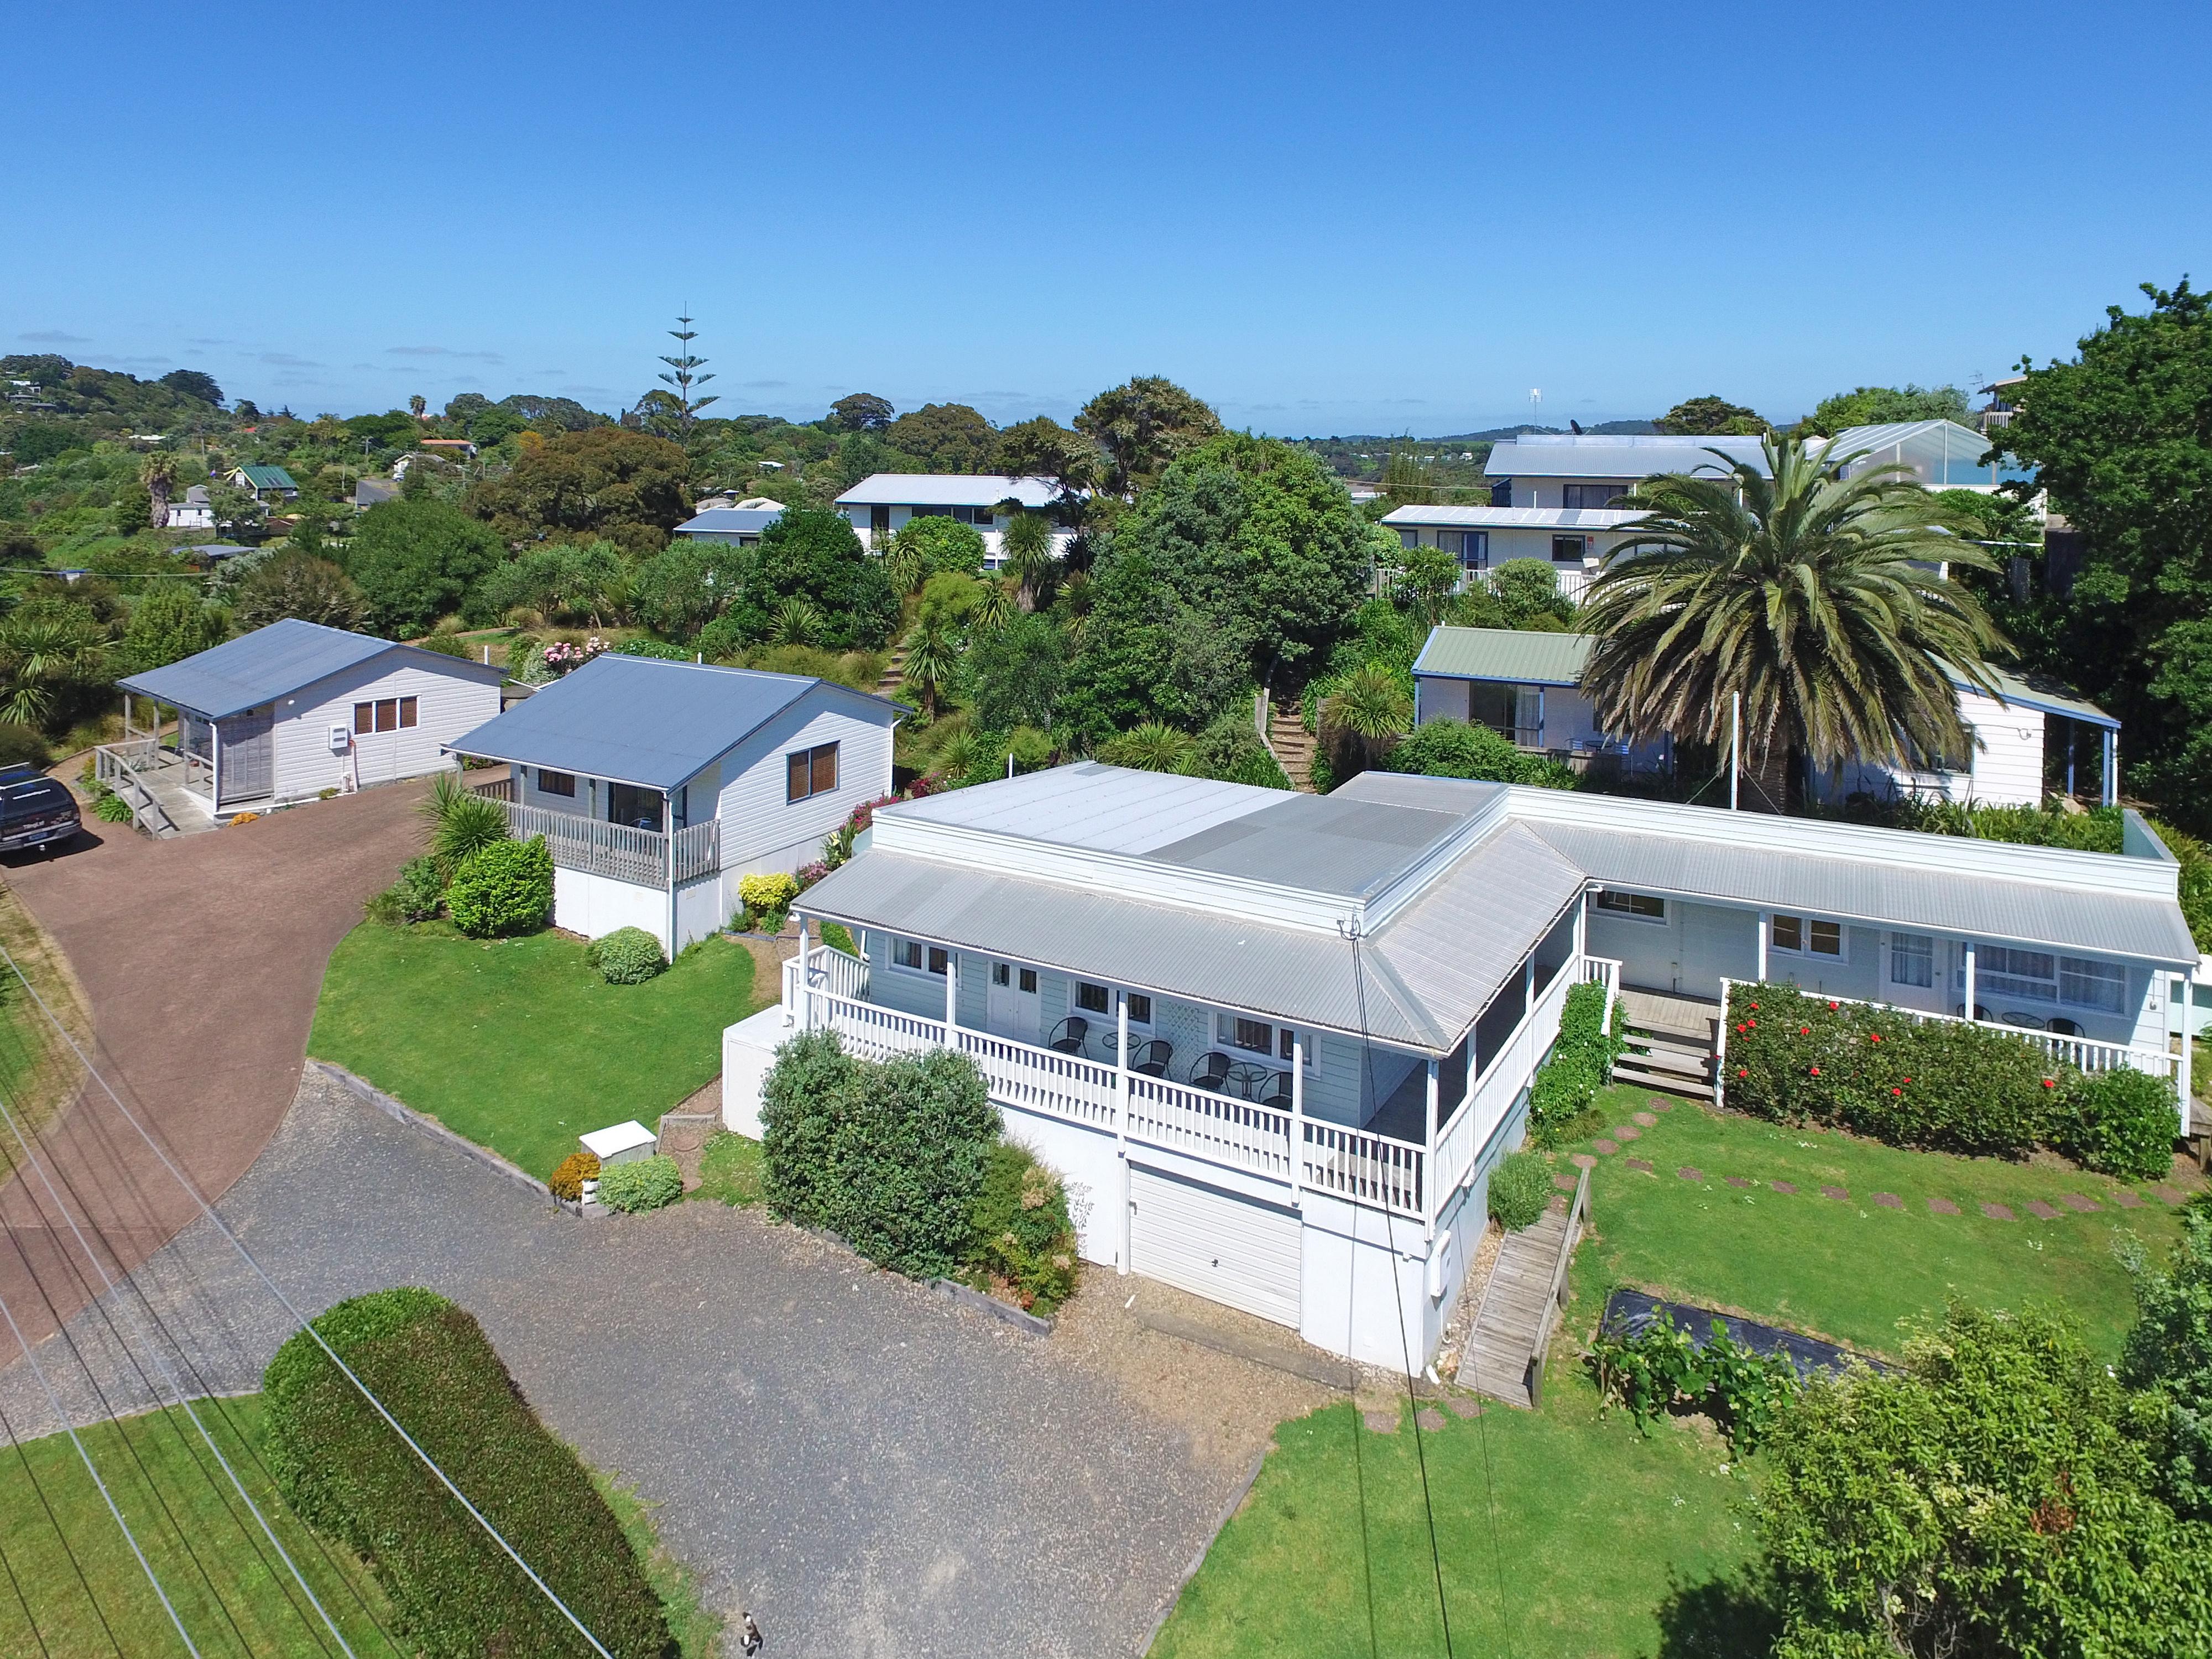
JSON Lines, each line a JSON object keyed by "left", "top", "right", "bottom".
{"left": 1526, "top": 979, "right": 1626, "bottom": 1145}
{"left": 597, "top": 1153, "right": 683, "bottom": 1212}
{"left": 590, "top": 926, "right": 666, "bottom": 985}
{"left": 261, "top": 1289, "right": 671, "bottom": 1658}
{"left": 447, "top": 835, "right": 552, "bottom": 937}
{"left": 968, "top": 1139, "right": 1081, "bottom": 1313}
{"left": 1723, "top": 981, "right": 2177, "bottom": 1172}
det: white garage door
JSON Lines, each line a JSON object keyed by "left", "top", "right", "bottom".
{"left": 1130, "top": 1166, "right": 1301, "bottom": 1327}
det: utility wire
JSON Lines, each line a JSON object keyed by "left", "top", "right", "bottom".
{"left": 0, "top": 1277, "right": 202, "bottom": 1656}
{"left": 0, "top": 1465, "right": 57, "bottom": 1659}
{"left": 0, "top": 1382, "right": 118, "bottom": 1657}
{"left": 0, "top": 940, "right": 620, "bottom": 1659}
{"left": 0, "top": 1071, "right": 356, "bottom": 1658}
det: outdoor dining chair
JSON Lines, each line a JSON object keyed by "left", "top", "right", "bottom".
{"left": 1256, "top": 1070, "right": 1293, "bottom": 1110}
{"left": 1048, "top": 1016, "right": 1089, "bottom": 1055}
{"left": 2047, "top": 1017, "right": 2083, "bottom": 1037}
{"left": 1130, "top": 1039, "right": 1173, "bottom": 1077}
{"left": 1188, "top": 1050, "right": 1232, "bottom": 1092}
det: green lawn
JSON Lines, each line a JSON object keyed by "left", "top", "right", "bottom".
{"left": 1154, "top": 1375, "right": 1760, "bottom": 1659}
{"left": 309, "top": 922, "right": 764, "bottom": 1179}
{"left": 1567, "top": 1086, "right": 2193, "bottom": 1357}
{"left": 0, "top": 1395, "right": 392, "bottom": 1658}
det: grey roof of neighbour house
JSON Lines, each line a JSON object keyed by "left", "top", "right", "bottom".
{"left": 116, "top": 618, "right": 497, "bottom": 719}
{"left": 834, "top": 473, "right": 1059, "bottom": 509}
{"left": 1381, "top": 504, "right": 1647, "bottom": 529}
{"left": 448, "top": 653, "right": 902, "bottom": 792}
{"left": 674, "top": 505, "right": 784, "bottom": 537}
{"left": 1485, "top": 434, "right": 1768, "bottom": 481}
{"left": 354, "top": 478, "right": 399, "bottom": 507}
{"left": 797, "top": 818, "right": 1587, "bottom": 1051}
{"left": 888, "top": 762, "right": 1288, "bottom": 854}
{"left": 1974, "top": 665, "right": 2116, "bottom": 728}
{"left": 1413, "top": 627, "right": 1594, "bottom": 686}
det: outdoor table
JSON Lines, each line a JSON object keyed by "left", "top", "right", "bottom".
{"left": 1223, "top": 1060, "right": 1274, "bottom": 1099}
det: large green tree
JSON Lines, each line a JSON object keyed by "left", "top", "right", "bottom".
{"left": 1802, "top": 383, "right": 1972, "bottom": 434}
{"left": 1656, "top": 394, "right": 1769, "bottom": 436}
{"left": 1057, "top": 548, "right": 1251, "bottom": 745}
{"left": 1581, "top": 435, "right": 2004, "bottom": 776}
{"left": 468, "top": 426, "right": 692, "bottom": 555}
{"left": 346, "top": 498, "right": 504, "bottom": 638}
{"left": 122, "top": 586, "right": 225, "bottom": 672}
{"left": 1074, "top": 375, "right": 1223, "bottom": 495}
{"left": 232, "top": 550, "right": 369, "bottom": 632}
{"left": 883, "top": 403, "right": 998, "bottom": 472}
{"left": 1997, "top": 279, "right": 2212, "bottom": 821}
{"left": 727, "top": 507, "right": 897, "bottom": 650}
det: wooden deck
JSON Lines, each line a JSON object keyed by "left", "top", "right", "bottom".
{"left": 1454, "top": 1170, "right": 1587, "bottom": 1407}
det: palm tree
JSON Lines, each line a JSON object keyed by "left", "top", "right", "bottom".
{"left": 1580, "top": 435, "right": 2005, "bottom": 786}
{"left": 1097, "top": 722, "right": 1197, "bottom": 774}
{"left": 140, "top": 452, "right": 178, "bottom": 529}
{"left": 969, "top": 577, "right": 1013, "bottom": 634}
{"left": 0, "top": 611, "right": 111, "bottom": 726}
{"left": 421, "top": 771, "right": 509, "bottom": 871}
{"left": 884, "top": 540, "right": 926, "bottom": 597}
{"left": 1055, "top": 567, "right": 1094, "bottom": 646}
{"left": 901, "top": 616, "right": 959, "bottom": 718}
{"left": 999, "top": 509, "right": 1058, "bottom": 613}
{"left": 1325, "top": 664, "right": 1413, "bottom": 742}
{"left": 769, "top": 597, "right": 825, "bottom": 646}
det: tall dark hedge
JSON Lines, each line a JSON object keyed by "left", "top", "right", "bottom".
{"left": 262, "top": 1288, "right": 672, "bottom": 1659}
{"left": 760, "top": 1030, "right": 998, "bottom": 1279}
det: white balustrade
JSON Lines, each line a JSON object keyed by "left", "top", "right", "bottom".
{"left": 481, "top": 796, "right": 722, "bottom": 886}
{"left": 1434, "top": 953, "right": 1582, "bottom": 1197}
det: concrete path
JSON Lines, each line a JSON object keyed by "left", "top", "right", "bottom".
{"left": 0, "top": 782, "right": 430, "bottom": 1353}
{"left": 1, "top": 1071, "right": 1247, "bottom": 1659}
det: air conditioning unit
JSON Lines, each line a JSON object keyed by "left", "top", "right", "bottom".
{"left": 328, "top": 722, "right": 351, "bottom": 754}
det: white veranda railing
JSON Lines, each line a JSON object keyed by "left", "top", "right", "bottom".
{"left": 479, "top": 795, "right": 721, "bottom": 886}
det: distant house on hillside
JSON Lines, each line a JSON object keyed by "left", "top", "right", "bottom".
{"left": 229, "top": 463, "right": 299, "bottom": 502}
{"left": 672, "top": 501, "right": 784, "bottom": 547}
{"left": 417, "top": 438, "right": 478, "bottom": 460}
{"left": 834, "top": 474, "right": 1071, "bottom": 567}
{"left": 165, "top": 483, "right": 215, "bottom": 530}
{"left": 1382, "top": 504, "right": 1645, "bottom": 602}
{"left": 354, "top": 478, "right": 400, "bottom": 510}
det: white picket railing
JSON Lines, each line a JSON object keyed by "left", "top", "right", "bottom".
{"left": 482, "top": 796, "right": 722, "bottom": 886}
{"left": 93, "top": 739, "right": 179, "bottom": 838}
{"left": 1433, "top": 954, "right": 1585, "bottom": 1198}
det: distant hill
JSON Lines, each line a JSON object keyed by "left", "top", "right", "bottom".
{"left": 1291, "top": 418, "right": 1660, "bottom": 485}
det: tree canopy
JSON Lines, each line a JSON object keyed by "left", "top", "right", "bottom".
{"left": 346, "top": 498, "right": 503, "bottom": 638}
{"left": 1075, "top": 376, "right": 1223, "bottom": 495}
{"left": 727, "top": 506, "right": 898, "bottom": 650}
{"left": 1802, "top": 383, "right": 1972, "bottom": 434}
{"left": 467, "top": 426, "right": 691, "bottom": 555}
{"left": 883, "top": 403, "right": 999, "bottom": 472}
{"left": 828, "top": 393, "right": 896, "bottom": 432}
{"left": 1655, "top": 394, "right": 1769, "bottom": 436}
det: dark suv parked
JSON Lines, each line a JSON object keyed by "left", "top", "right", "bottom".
{"left": 0, "top": 765, "right": 82, "bottom": 853}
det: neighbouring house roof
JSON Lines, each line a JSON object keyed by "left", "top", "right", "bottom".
{"left": 182, "top": 483, "right": 211, "bottom": 504}
{"left": 673, "top": 505, "right": 784, "bottom": 538}
{"left": 834, "top": 473, "right": 1060, "bottom": 510}
{"left": 234, "top": 464, "right": 298, "bottom": 491}
{"left": 448, "top": 653, "right": 903, "bottom": 792}
{"left": 185, "top": 542, "right": 257, "bottom": 561}
{"left": 1969, "top": 665, "right": 2117, "bottom": 729}
{"left": 1382, "top": 504, "right": 1647, "bottom": 530}
{"left": 354, "top": 478, "right": 400, "bottom": 508}
{"left": 117, "top": 618, "right": 498, "bottom": 719}
{"left": 1412, "top": 626, "right": 1593, "bottom": 687}
{"left": 1484, "top": 434, "right": 1769, "bottom": 481}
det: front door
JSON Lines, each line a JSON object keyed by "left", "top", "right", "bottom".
{"left": 985, "top": 961, "right": 1039, "bottom": 1042}
{"left": 218, "top": 706, "right": 274, "bottom": 804}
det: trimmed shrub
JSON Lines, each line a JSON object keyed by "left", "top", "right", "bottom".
{"left": 968, "top": 1140, "right": 1081, "bottom": 1312}
{"left": 1527, "top": 980, "right": 1626, "bottom": 1146}
{"left": 548, "top": 1151, "right": 599, "bottom": 1202}
{"left": 736, "top": 871, "right": 799, "bottom": 930}
{"left": 1724, "top": 981, "right": 2057, "bottom": 1158}
{"left": 760, "top": 1030, "right": 999, "bottom": 1281}
{"left": 591, "top": 927, "right": 666, "bottom": 985}
{"left": 2057, "top": 1067, "right": 2179, "bottom": 1180}
{"left": 261, "top": 1288, "right": 671, "bottom": 1658}
{"left": 1487, "top": 1149, "right": 1554, "bottom": 1231}
{"left": 0, "top": 723, "right": 53, "bottom": 769}
{"left": 446, "top": 835, "right": 552, "bottom": 937}
{"left": 596, "top": 1154, "right": 682, "bottom": 1213}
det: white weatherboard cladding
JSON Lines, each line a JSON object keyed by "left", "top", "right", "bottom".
{"left": 1130, "top": 1165, "right": 1301, "bottom": 1326}
{"left": 714, "top": 692, "right": 895, "bottom": 867}
{"left": 1964, "top": 691, "right": 2045, "bottom": 806}
{"left": 267, "top": 655, "right": 499, "bottom": 801}
{"left": 1679, "top": 902, "right": 1759, "bottom": 993}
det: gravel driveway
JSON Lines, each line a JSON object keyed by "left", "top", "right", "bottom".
{"left": 0, "top": 1070, "right": 1274, "bottom": 1658}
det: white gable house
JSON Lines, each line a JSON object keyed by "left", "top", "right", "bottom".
{"left": 451, "top": 655, "right": 903, "bottom": 955}
{"left": 834, "top": 474, "right": 1071, "bottom": 567}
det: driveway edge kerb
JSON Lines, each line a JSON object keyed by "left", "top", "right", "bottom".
{"left": 1138, "top": 1446, "right": 1270, "bottom": 1656}
{"left": 931, "top": 1276, "right": 1053, "bottom": 1337}
{"left": 308, "top": 1059, "right": 560, "bottom": 1211}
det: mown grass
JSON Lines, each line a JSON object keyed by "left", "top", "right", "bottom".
{"left": 1565, "top": 1085, "right": 2194, "bottom": 1357}
{"left": 309, "top": 922, "right": 765, "bottom": 1178}
{"left": 690, "top": 1130, "right": 765, "bottom": 1208}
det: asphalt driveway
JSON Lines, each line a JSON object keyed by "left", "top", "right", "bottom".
{"left": 0, "top": 1070, "right": 1250, "bottom": 1658}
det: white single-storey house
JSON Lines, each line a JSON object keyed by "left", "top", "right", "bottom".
{"left": 113, "top": 619, "right": 505, "bottom": 825}
{"left": 834, "top": 473, "right": 1072, "bottom": 567}
{"left": 723, "top": 762, "right": 2194, "bottom": 1368}
{"left": 671, "top": 502, "right": 784, "bottom": 546}
{"left": 164, "top": 483, "right": 216, "bottom": 530}
{"left": 1411, "top": 624, "right": 2117, "bottom": 808}
{"left": 450, "top": 654, "right": 902, "bottom": 955}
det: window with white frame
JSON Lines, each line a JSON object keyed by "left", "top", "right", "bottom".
{"left": 1594, "top": 889, "right": 1665, "bottom": 921}
{"left": 1770, "top": 914, "right": 1843, "bottom": 958}
{"left": 1075, "top": 981, "right": 1153, "bottom": 1024}
{"left": 1979, "top": 945, "right": 2127, "bottom": 1014}
{"left": 1214, "top": 1011, "right": 1317, "bottom": 1070}
{"left": 891, "top": 938, "right": 948, "bottom": 975}
{"left": 1888, "top": 931, "right": 1934, "bottom": 988}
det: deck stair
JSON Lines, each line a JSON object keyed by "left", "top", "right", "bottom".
{"left": 1266, "top": 698, "right": 1317, "bottom": 792}
{"left": 1613, "top": 989, "right": 1719, "bottom": 1102}
{"left": 1457, "top": 1165, "right": 1589, "bottom": 1407}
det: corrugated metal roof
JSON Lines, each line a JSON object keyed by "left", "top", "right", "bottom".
{"left": 450, "top": 654, "right": 900, "bottom": 791}
{"left": 674, "top": 505, "right": 784, "bottom": 536}
{"left": 1147, "top": 792, "right": 1469, "bottom": 899}
{"left": 1485, "top": 435, "right": 1768, "bottom": 481}
{"left": 1973, "top": 665, "right": 2115, "bottom": 729}
{"left": 834, "top": 473, "right": 1059, "bottom": 509}
{"left": 1526, "top": 820, "right": 2195, "bottom": 964}
{"left": 1412, "top": 626, "right": 1593, "bottom": 686}
{"left": 1382, "top": 504, "right": 1647, "bottom": 529}
{"left": 885, "top": 761, "right": 1280, "bottom": 854}
{"left": 236, "top": 464, "right": 297, "bottom": 490}
{"left": 798, "top": 821, "right": 1585, "bottom": 1051}
{"left": 117, "top": 619, "right": 495, "bottom": 719}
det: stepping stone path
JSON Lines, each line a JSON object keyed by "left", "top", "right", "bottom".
{"left": 1724, "top": 1176, "right": 1751, "bottom": 1188}
{"left": 1571, "top": 1154, "right": 1597, "bottom": 1171}
{"left": 1552, "top": 1173, "right": 1577, "bottom": 1192}
{"left": 1363, "top": 1410, "right": 1397, "bottom": 1434}
{"left": 1649, "top": 1098, "right": 1674, "bottom": 1111}
{"left": 1678, "top": 1166, "right": 1704, "bottom": 1182}
{"left": 1415, "top": 1407, "right": 1447, "bottom": 1432}
{"left": 1820, "top": 1185, "right": 1850, "bottom": 1202}
{"left": 2153, "top": 1185, "right": 2187, "bottom": 1204}
{"left": 1927, "top": 1197, "right": 1960, "bottom": 1215}
{"left": 1625, "top": 1158, "right": 1653, "bottom": 1173}
{"left": 2025, "top": 1200, "right": 2060, "bottom": 1219}
{"left": 2113, "top": 1191, "right": 2146, "bottom": 1209}
{"left": 1771, "top": 1180, "right": 1797, "bottom": 1194}
{"left": 1593, "top": 1139, "right": 1619, "bottom": 1155}
{"left": 1616, "top": 1125, "right": 1641, "bottom": 1141}
{"left": 1633, "top": 1111, "right": 1658, "bottom": 1127}
{"left": 1445, "top": 1396, "right": 1484, "bottom": 1419}
{"left": 1874, "top": 1193, "right": 1903, "bottom": 1209}
{"left": 2061, "top": 1193, "right": 2100, "bottom": 1213}
{"left": 1983, "top": 1202, "right": 2015, "bottom": 1220}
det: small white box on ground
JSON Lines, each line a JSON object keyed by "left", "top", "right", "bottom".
{"left": 581, "top": 1120, "right": 658, "bottom": 1166}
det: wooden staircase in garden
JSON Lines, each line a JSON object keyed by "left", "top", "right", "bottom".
{"left": 1612, "top": 989, "right": 1719, "bottom": 1102}
{"left": 1266, "top": 698, "right": 1317, "bottom": 792}
{"left": 875, "top": 643, "right": 908, "bottom": 697}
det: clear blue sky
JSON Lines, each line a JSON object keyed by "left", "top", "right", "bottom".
{"left": 8, "top": 1, "right": 2206, "bottom": 435}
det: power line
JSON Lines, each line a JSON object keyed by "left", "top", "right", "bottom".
{"left": 0, "top": 1381, "right": 119, "bottom": 1657}
{"left": 0, "top": 1074, "right": 358, "bottom": 1658}
{"left": 0, "top": 941, "right": 619, "bottom": 1659}
{"left": 0, "top": 1441, "right": 58, "bottom": 1659}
